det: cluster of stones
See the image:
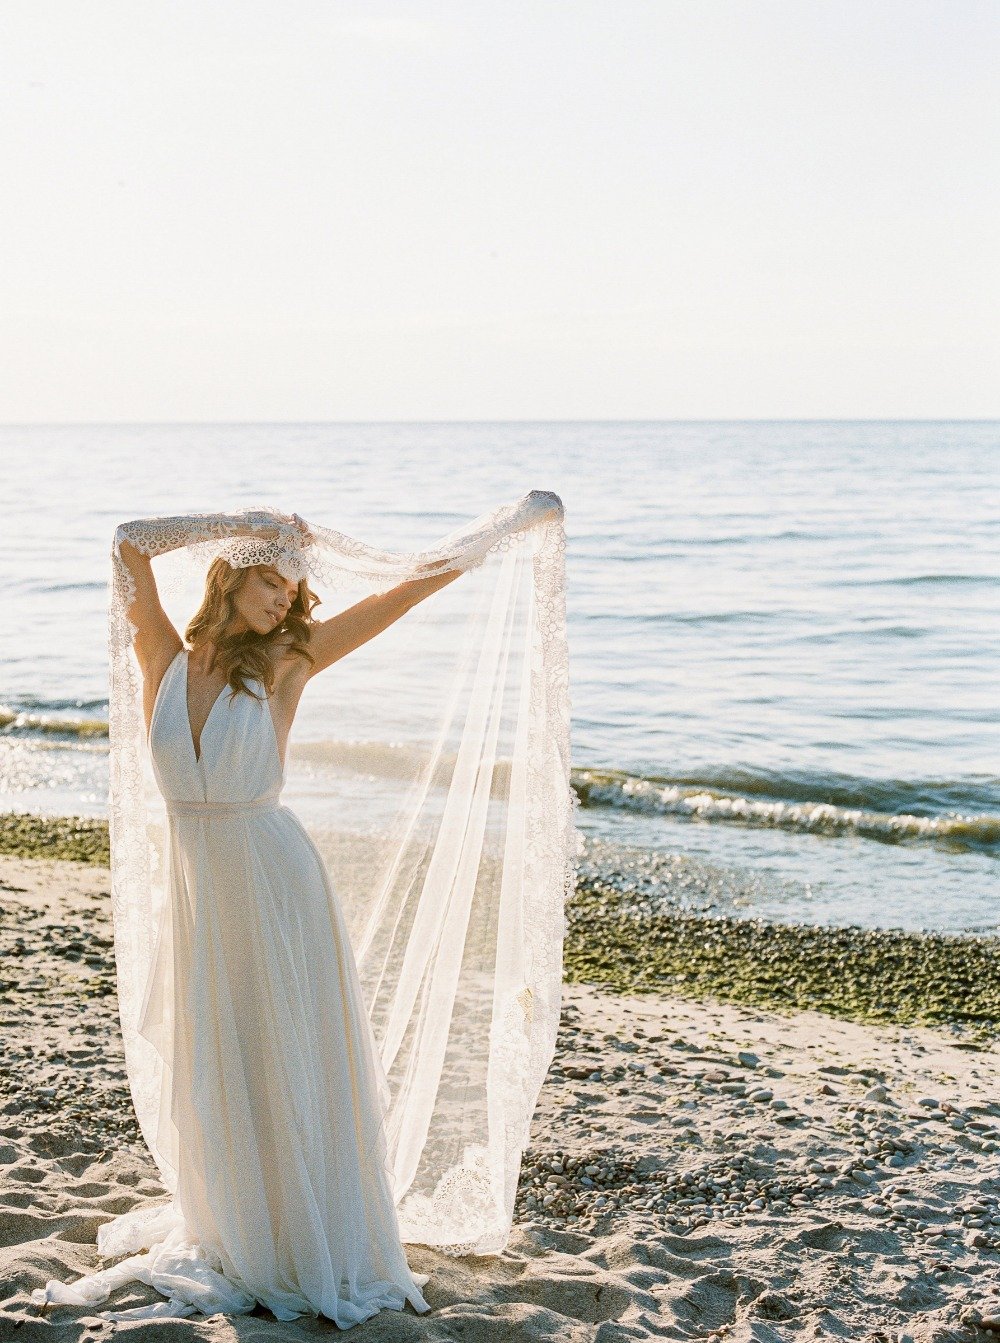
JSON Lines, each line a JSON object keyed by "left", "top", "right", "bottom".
{"left": 908, "top": 1092, "right": 998, "bottom": 1140}
{"left": 1, "top": 1035, "right": 140, "bottom": 1152}
{"left": 7, "top": 919, "right": 116, "bottom": 998}
{"left": 837, "top": 1086, "right": 1000, "bottom": 1161}
{"left": 515, "top": 1139, "right": 1000, "bottom": 1258}
{"left": 895, "top": 1194, "right": 1000, "bottom": 1252}
{"left": 515, "top": 1148, "right": 888, "bottom": 1233}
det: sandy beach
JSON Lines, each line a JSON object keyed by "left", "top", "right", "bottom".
{"left": 2, "top": 848, "right": 1000, "bottom": 1341}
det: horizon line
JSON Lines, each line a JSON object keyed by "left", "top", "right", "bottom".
{"left": 1, "top": 417, "right": 998, "bottom": 428}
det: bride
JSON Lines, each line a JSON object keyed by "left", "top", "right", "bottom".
{"left": 31, "top": 493, "right": 575, "bottom": 1327}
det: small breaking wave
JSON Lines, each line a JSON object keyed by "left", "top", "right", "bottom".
{"left": 572, "top": 768, "right": 1000, "bottom": 855}
{"left": 0, "top": 707, "right": 109, "bottom": 739}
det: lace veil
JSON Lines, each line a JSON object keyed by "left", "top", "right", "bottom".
{"left": 107, "top": 490, "right": 577, "bottom": 1258}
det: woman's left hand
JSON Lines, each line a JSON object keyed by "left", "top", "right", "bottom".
{"left": 290, "top": 513, "right": 313, "bottom": 542}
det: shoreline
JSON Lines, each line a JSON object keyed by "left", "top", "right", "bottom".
{"left": 565, "top": 882, "right": 1000, "bottom": 1046}
{"left": 1, "top": 850, "right": 999, "bottom": 1340}
{"left": 3, "top": 810, "right": 999, "bottom": 1046}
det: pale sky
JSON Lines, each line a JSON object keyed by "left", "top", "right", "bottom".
{"left": 1, "top": 1, "right": 997, "bottom": 422}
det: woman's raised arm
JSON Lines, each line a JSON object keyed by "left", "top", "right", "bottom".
{"left": 114, "top": 537, "right": 182, "bottom": 675}
{"left": 296, "top": 490, "right": 565, "bottom": 680}
{"left": 302, "top": 564, "right": 463, "bottom": 679}
{"left": 112, "top": 508, "right": 301, "bottom": 679}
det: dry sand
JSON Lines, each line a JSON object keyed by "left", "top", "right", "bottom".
{"left": 1, "top": 852, "right": 999, "bottom": 1341}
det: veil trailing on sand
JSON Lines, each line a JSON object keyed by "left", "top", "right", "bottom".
{"left": 105, "top": 490, "right": 577, "bottom": 1259}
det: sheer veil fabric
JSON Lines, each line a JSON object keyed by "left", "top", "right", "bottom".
{"left": 32, "top": 490, "right": 577, "bottom": 1323}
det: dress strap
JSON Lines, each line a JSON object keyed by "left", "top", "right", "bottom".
{"left": 166, "top": 797, "right": 281, "bottom": 820}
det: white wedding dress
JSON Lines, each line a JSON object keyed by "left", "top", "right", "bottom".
{"left": 33, "top": 648, "right": 431, "bottom": 1325}
{"left": 32, "top": 492, "right": 577, "bottom": 1325}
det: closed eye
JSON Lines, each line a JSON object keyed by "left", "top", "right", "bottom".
{"left": 266, "top": 575, "right": 296, "bottom": 601}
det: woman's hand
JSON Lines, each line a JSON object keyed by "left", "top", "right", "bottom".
{"left": 524, "top": 489, "right": 564, "bottom": 522}
{"left": 256, "top": 508, "right": 314, "bottom": 546}
{"left": 290, "top": 513, "right": 314, "bottom": 544}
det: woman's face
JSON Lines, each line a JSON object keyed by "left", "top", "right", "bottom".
{"left": 230, "top": 566, "right": 298, "bottom": 636}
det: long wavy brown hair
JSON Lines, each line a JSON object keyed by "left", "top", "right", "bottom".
{"left": 184, "top": 559, "right": 321, "bottom": 701}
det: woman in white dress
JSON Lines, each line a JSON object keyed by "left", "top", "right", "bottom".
{"left": 31, "top": 495, "right": 575, "bottom": 1327}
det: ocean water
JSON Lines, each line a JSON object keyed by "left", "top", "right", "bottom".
{"left": 1, "top": 421, "right": 997, "bottom": 933}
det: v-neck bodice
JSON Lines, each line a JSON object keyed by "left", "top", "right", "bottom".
{"left": 184, "top": 652, "right": 230, "bottom": 765}
{"left": 148, "top": 648, "right": 284, "bottom": 806}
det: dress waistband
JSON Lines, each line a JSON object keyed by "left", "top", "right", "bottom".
{"left": 166, "top": 797, "right": 282, "bottom": 819}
